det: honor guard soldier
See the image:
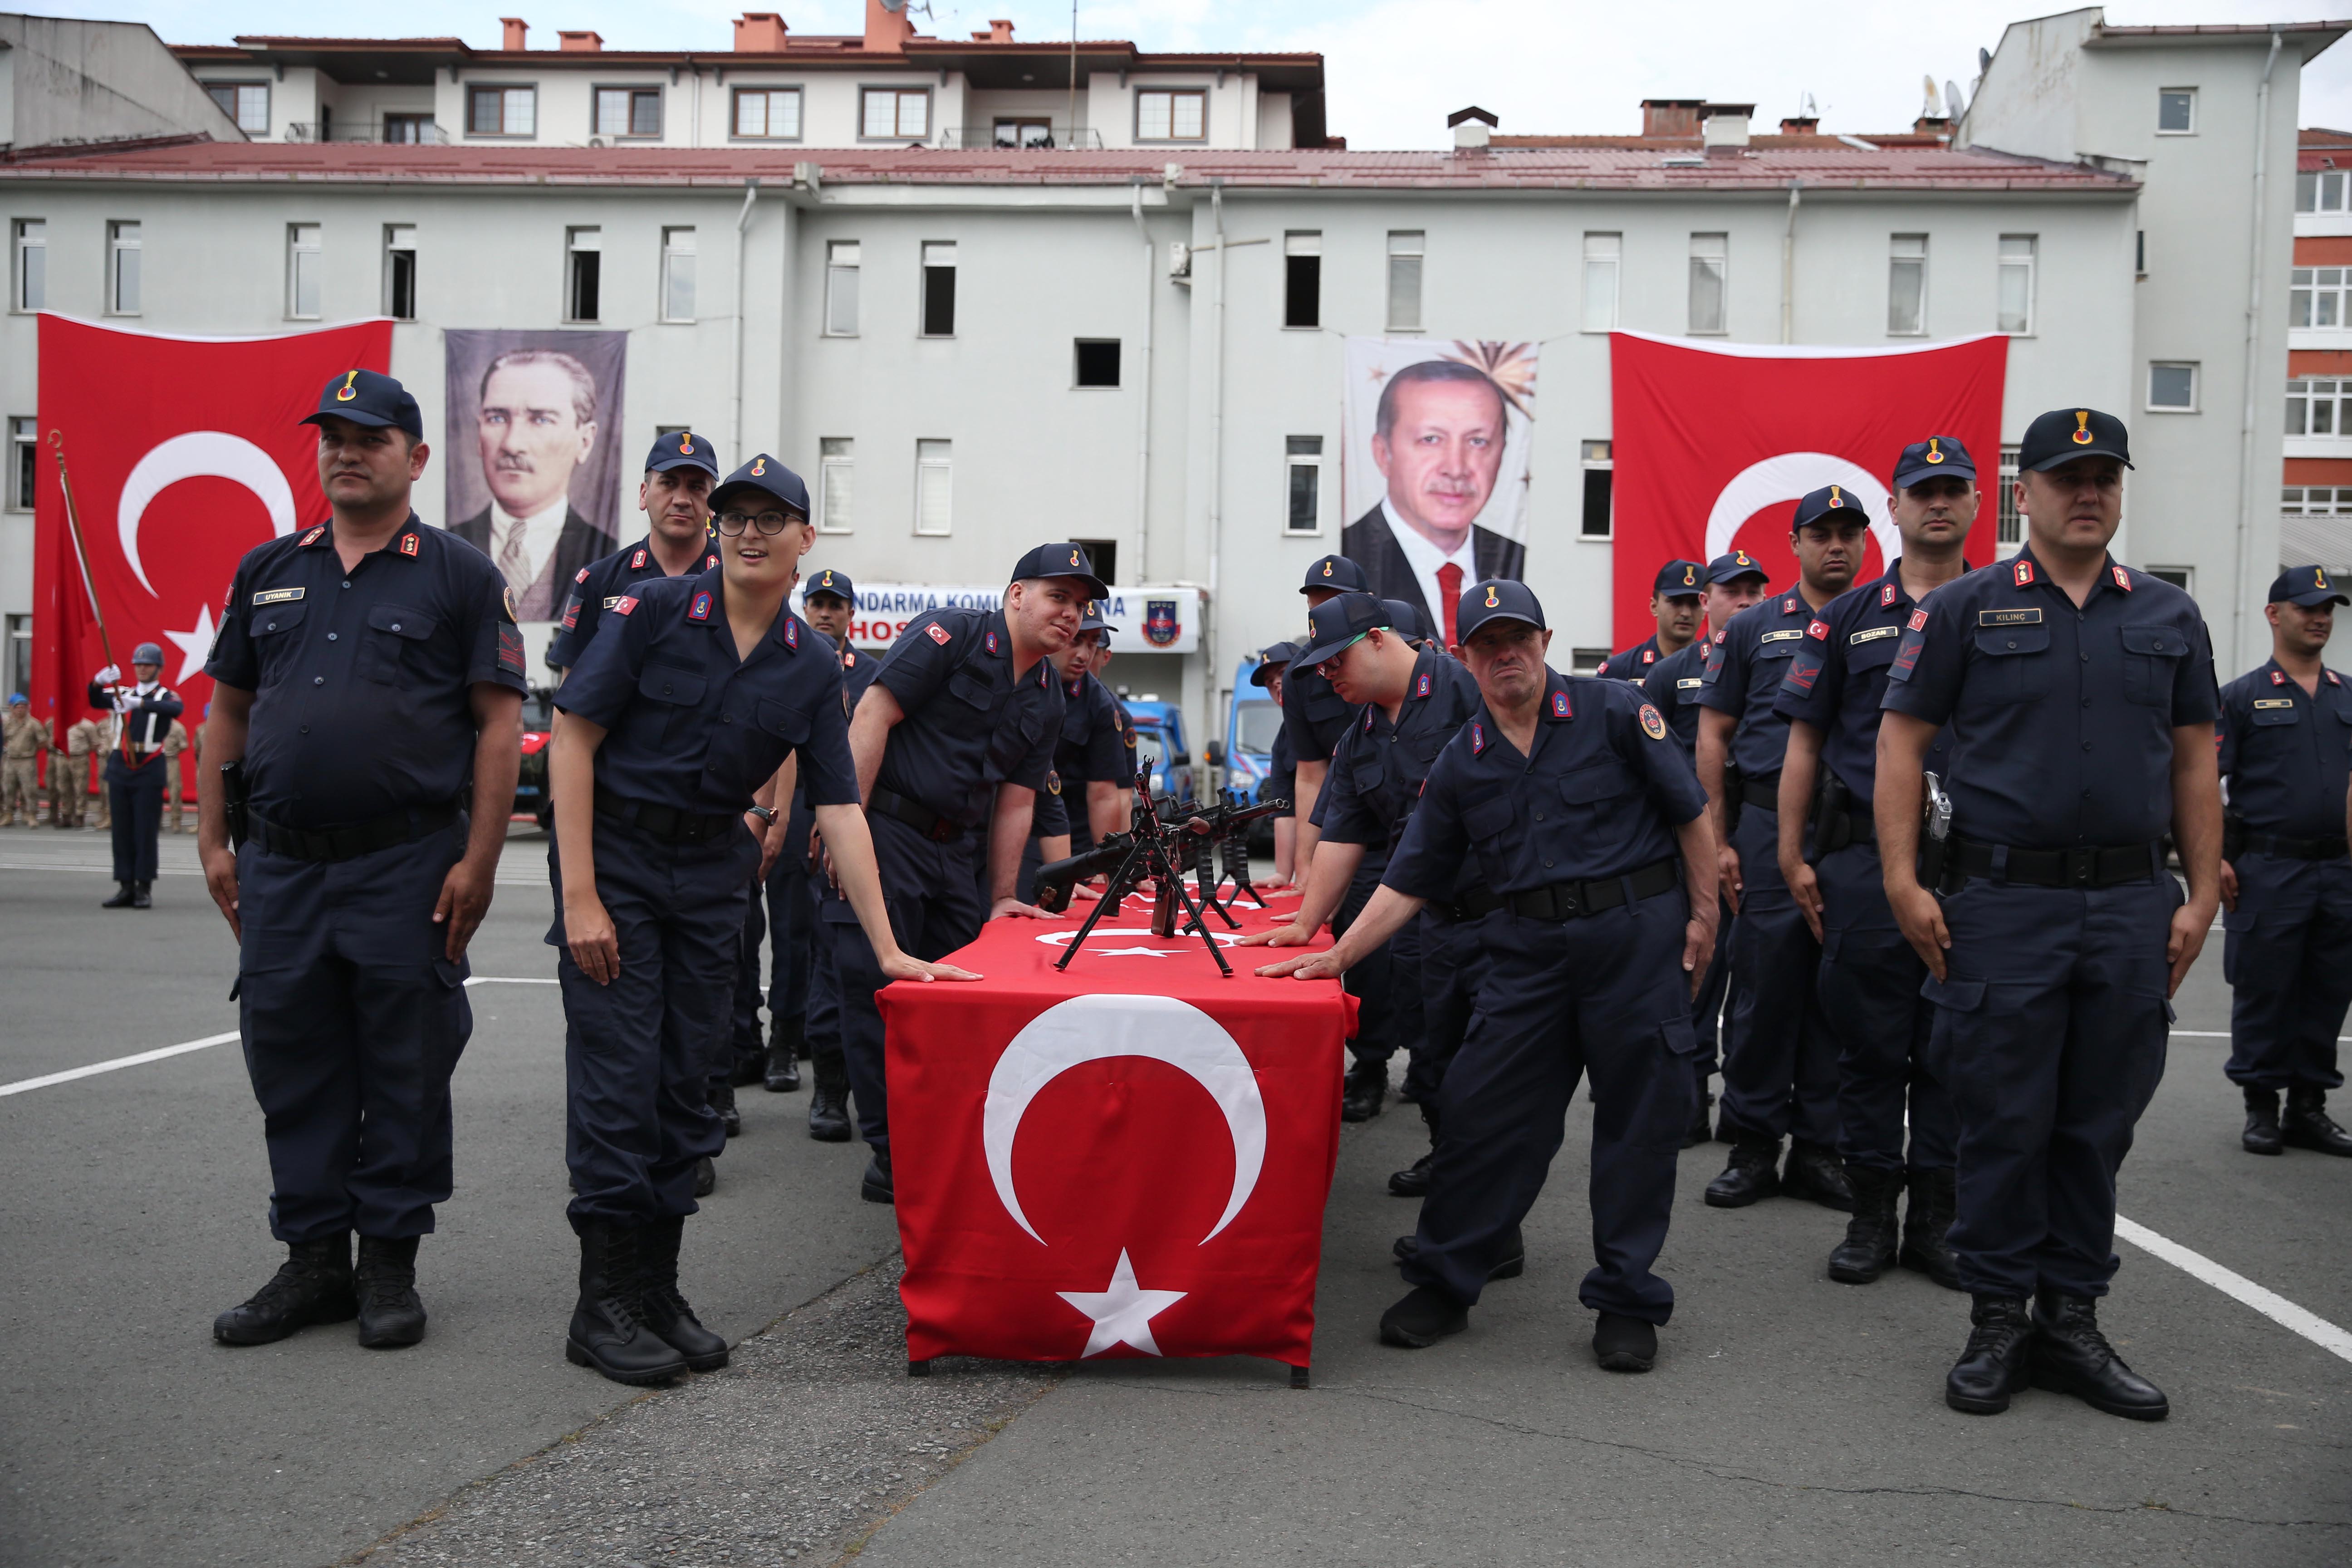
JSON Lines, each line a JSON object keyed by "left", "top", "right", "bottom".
{"left": 1774, "top": 438, "right": 1977, "bottom": 1289}
{"left": 1880, "top": 407, "right": 2220, "bottom": 1422}
{"left": 2216, "top": 568, "right": 2352, "bottom": 1157}
{"left": 548, "top": 455, "right": 971, "bottom": 1385}
{"left": 1, "top": 693, "right": 47, "bottom": 825}
{"left": 1697, "top": 491, "right": 1864, "bottom": 1210}
{"left": 1263, "top": 581, "right": 1715, "bottom": 1371}
{"left": 832, "top": 543, "right": 1093, "bottom": 1201}
{"left": 544, "top": 431, "right": 722, "bottom": 677}
{"left": 200, "top": 368, "right": 526, "bottom": 1352}
{"left": 89, "top": 643, "right": 184, "bottom": 907}
{"left": 1252, "top": 643, "right": 1300, "bottom": 882}
{"left": 1599, "top": 560, "right": 1706, "bottom": 680}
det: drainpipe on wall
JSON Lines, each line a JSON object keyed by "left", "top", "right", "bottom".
{"left": 2235, "top": 27, "right": 2284, "bottom": 670}
{"left": 1203, "top": 180, "right": 1229, "bottom": 782}
{"left": 1781, "top": 179, "right": 1801, "bottom": 344}
{"left": 1130, "top": 184, "right": 1155, "bottom": 582}
{"left": 731, "top": 178, "right": 760, "bottom": 460}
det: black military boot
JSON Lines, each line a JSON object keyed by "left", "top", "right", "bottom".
{"left": 353, "top": 1235, "right": 427, "bottom": 1348}
{"left": 1378, "top": 1284, "right": 1469, "bottom": 1348}
{"left": 1592, "top": 1313, "right": 1658, "bottom": 1372}
{"left": 1704, "top": 1132, "right": 1781, "bottom": 1208}
{"left": 861, "top": 1148, "right": 894, "bottom": 1204}
{"left": 565, "top": 1219, "right": 687, "bottom": 1386}
{"left": 131, "top": 880, "right": 152, "bottom": 909}
{"left": 637, "top": 1215, "right": 729, "bottom": 1372}
{"left": 1826, "top": 1165, "right": 1900, "bottom": 1284}
{"left": 1781, "top": 1138, "right": 1855, "bottom": 1211}
{"left": 2283, "top": 1087, "right": 2352, "bottom": 1156}
{"left": 1897, "top": 1166, "right": 1963, "bottom": 1290}
{"left": 1945, "top": 1294, "right": 2034, "bottom": 1414}
{"left": 213, "top": 1233, "right": 358, "bottom": 1345}
{"left": 711, "top": 1078, "right": 741, "bottom": 1138}
{"left": 1342, "top": 1058, "right": 1386, "bottom": 1122}
{"left": 1392, "top": 1223, "right": 1524, "bottom": 1281}
{"left": 2242, "top": 1086, "right": 2283, "bottom": 1155}
{"left": 2030, "top": 1291, "right": 2169, "bottom": 1421}
{"left": 1388, "top": 1107, "right": 1439, "bottom": 1197}
{"left": 807, "top": 1057, "right": 852, "bottom": 1142}
{"left": 102, "top": 880, "right": 136, "bottom": 908}
{"left": 692, "top": 1155, "right": 717, "bottom": 1197}
{"left": 764, "top": 1015, "right": 803, "bottom": 1093}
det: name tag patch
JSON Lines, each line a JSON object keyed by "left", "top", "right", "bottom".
{"left": 2254, "top": 698, "right": 2296, "bottom": 710}
{"left": 1850, "top": 626, "right": 1900, "bottom": 645}
{"left": 1760, "top": 629, "right": 1806, "bottom": 644}
{"left": 1675, "top": 677, "right": 1702, "bottom": 691}
{"left": 250, "top": 587, "right": 305, "bottom": 606}
{"left": 1979, "top": 608, "right": 2044, "bottom": 627}
{"left": 601, "top": 596, "right": 622, "bottom": 609}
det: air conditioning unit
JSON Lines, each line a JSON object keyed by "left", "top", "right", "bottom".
{"left": 1168, "top": 242, "right": 1192, "bottom": 280}
{"left": 588, "top": 136, "right": 607, "bottom": 148}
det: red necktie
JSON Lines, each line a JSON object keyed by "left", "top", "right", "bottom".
{"left": 1436, "top": 563, "right": 1464, "bottom": 647}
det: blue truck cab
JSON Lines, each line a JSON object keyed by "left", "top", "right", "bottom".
{"left": 1222, "top": 652, "right": 1284, "bottom": 806}
{"left": 1118, "top": 695, "right": 1193, "bottom": 803}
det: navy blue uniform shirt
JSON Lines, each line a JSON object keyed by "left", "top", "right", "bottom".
{"left": 1316, "top": 646, "right": 1483, "bottom": 879}
{"left": 1882, "top": 546, "right": 2219, "bottom": 849}
{"left": 1266, "top": 723, "right": 1298, "bottom": 804}
{"left": 1386, "top": 670, "right": 1707, "bottom": 900}
{"left": 1596, "top": 631, "right": 1669, "bottom": 682}
{"left": 1772, "top": 561, "right": 1952, "bottom": 806}
{"left": 556, "top": 567, "right": 856, "bottom": 815}
{"left": 1640, "top": 637, "right": 1710, "bottom": 757}
{"left": 870, "top": 608, "right": 1063, "bottom": 829}
{"left": 1699, "top": 592, "right": 1820, "bottom": 782}
{"left": 1281, "top": 659, "right": 1354, "bottom": 775}
{"left": 1055, "top": 669, "right": 1132, "bottom": 786}
{"left": 2217, "top": 658, "right": 2352, "bottom": 841}
{"left": 785, "top": 640, "right": 878, "bottom": 863}
{"left": 207, "top": 516, "right": 526, "bottom": 829}
{"left": 546, "top": 533, "right": 721, "bottom": 671}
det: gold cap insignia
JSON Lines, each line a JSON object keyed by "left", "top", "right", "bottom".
{"left": 1924, "top": 438, "right": 1944, "bottom": 464}
{"left": 2071, "top": 411, "right": 2093, "bottom": 446}
{"left": 335, "top": 371, "right": 359, "bottom": 403}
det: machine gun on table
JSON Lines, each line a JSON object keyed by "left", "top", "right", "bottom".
{"left": 1182, "top": 788, "right": 1287, "bottom": 916}
{"left": 1031, "top": 772, "right": 1282, "bottom": 975}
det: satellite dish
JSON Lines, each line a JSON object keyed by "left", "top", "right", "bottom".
{"left": 1802, "top": 91, "right": 1818, "bottom": 119}
{"left": 1946, "top": 79, "right": 1967, "bottom": 120}
{"left": 1980, "top": 46, "right": 1993, "bottom": 75}
{"left": 1921, "top": 75, "right": 1942, "bottom": 118}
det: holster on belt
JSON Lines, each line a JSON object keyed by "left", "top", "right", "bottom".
{"left": 1723, "top": 766, "right": 1743, "bottom": 836}
{"left": 221, "top": 760, "right": 250, "bottom": 849}
{"left": 2222, "top": 812, "right": 2246, "bottom": 863}
{"left": 1810, "top": 769, "right": 1855, "bottom": 861}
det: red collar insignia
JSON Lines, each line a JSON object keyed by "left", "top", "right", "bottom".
{"left": 1880, "top": 582, "right": 1898, "bottom": 608}
{"left": 705, "top": 554, "right": 719, "bottom": 571}
{"left": 2330, "top": 670, "right": 2342, "bottom": 686}
{"left": 399, "top": 533, "right": 419, "bottom": 556}
{"left": 2013, "top": 559, "right": 2036, "bottom": 587}
{"left": 1470, "top": 721, "right": 1485, "bottom": 755}
{"left": 1550, "top": 689, "right": 1572, "bottom": 719}
{"left": 630, "top": 548, "right": 648, "bottom": 569}
{"left": 1783, "top": 596, "right": 1798, "bottom": 614}
{"left": 687, "top": 590, "right": 713, "bottom": 622}
{"left": 2271, "top": 668, "right": 2287, "bottom": 686}
{"left": 784, "top": 617, "right": 799, "bottom": 649}
{"left": 844, "top": 648, "right": 857, "bottom": 668}
{"left": 1416, "top": 671, "right": 1431, "bottom": 698}
{"left": 299, "top": 526, "right": 327, "bottom": 547}
{"left": 985, "top": 630, "right": 1000, "bottom": 656}
{"left": 575, "top": 566, "right": 591, "bottom": 584}
{"left": 2111, "top": 564, "right": 2132, "bottom": 591}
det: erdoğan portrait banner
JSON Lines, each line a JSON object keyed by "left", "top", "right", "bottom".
{"left": 31, "top": 315, "right": 392, "bottom": 735}
{"left": 1605, "top": 332, "right": 2008, "bottom": 648}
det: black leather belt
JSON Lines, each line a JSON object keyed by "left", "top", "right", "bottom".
{"left": 594, "top": 782, "right": 742, "bottom": 846}
{"left": 1740, "top": 776, "right": 1784, "bottom": 812}
{"left": 869, "top": 786, "right": 965, "bottom": 844}
{"left": 1504, "top": 857, "right": 1681, "bottom": 921}
{"left": 1949, "top": 835, "right": 2162, "bottom": 889}
{"left": 1819, "top": 808, "right": 1876, "bottom": 847}
{"left": 251, "top": 802, "right": 459, "bottom": 863}
{"left": 2244, "top": 830, "right": 2351, "bottom": 861}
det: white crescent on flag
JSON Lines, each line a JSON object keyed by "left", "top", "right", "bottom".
{"left": 117, "top": 431, "right": 298, "bottom": 598}
{"left": 1704, "top": 451, "right": 1897, "bottom": 566}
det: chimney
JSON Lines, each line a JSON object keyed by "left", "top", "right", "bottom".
{"left": 863, "top": 0, "right": 913, "bottom": 53}
{"left": 500, "top": 16, "right": 528, "bottom": 49}
{"left": 734, "top": 12, "right": 788, "bottom": 51}
{"left": 1699, "top": 102, "right": 1753, "bottom": 150}
{"left": 1641, "top": 98, "right": 1702, "bottom": 139}
{"left": 558, "top": 29, "right": 602, "bottom": 51}
{"left": 1913, "top": 115, "right": 1951, "bottom": 136}
{"left": 988, "top": 17, "right": 1014, "bottom": 42}
{"left": 1448, "top": 104, "right": 1497, "bottom": 150}
{"left": 1779, "top": 116, "right": 1818, "bottom": 136}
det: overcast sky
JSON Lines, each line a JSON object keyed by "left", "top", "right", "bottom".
{"left": 116, "top": 0, "right": 2352, "bottom": 145}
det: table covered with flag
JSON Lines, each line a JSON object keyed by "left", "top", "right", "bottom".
{"left": 878, "top": 892, "right": 1354, "bottom": 1375}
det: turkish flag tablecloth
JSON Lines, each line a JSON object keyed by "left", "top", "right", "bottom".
{"left": 1606, "top": 331, "right": 2008, "bottom": 647}
{"left": 880, "top": 892, "right": 1354, "bottom": 1370}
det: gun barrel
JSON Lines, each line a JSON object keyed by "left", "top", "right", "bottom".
{"left": 1032, "top": 837, "right": 1135, "bottom": 914}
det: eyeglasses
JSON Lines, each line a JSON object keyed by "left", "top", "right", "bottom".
{"left": 1314, "top": 632, "right": 1368, "bottom": 677}
{"left": 715, "top": 509, "right": 804, "bottom": 536}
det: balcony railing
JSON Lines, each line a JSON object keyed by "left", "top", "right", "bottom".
{"left": 937, "top": 125, "right": 1104, "bottom": 151}
{"left": 283, "top": 122, "right": 452, "bottom": 145}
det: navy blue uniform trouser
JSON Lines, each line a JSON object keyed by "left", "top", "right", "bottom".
{"left": 1403, "top": 887, "right": 1699, "bottom": 1322}
{"left": 2223, "top": 853, "right": 2352, "bottom": 1093}
{"left": 1815, "top": 839, "right": 1955, "bottom": 1175}
{"left": 551, "top": 819, "right": 757, "bottom": 1222}
{"left": 829, "top": 811, "right": 987, "bottom": 1156}
{"left": 1691, "top": 899, "right": 1735, "bottom": 1077}
{"left": 235, "top": 818, "right": 472, "bottom": 1243}
{"left": 720, "top": 881, "right": 769, "bottom": 1087}
{"left": 1720, "top": 805, "right": 1839, "bottom": 1146}
{"left": 766, "top": 860, "right": 832, "bottom": 1058}
{"left": 1334, "top": 849, "right": 1401, "bottom": 1068}
{"left": 105, "top": 755, "right": 165, "bottom": 884}
{"left": 1404, "top": 907, "right": 1486, "bottom": 1108}
{"left": 1928, "top": 872, "right": 2179, "bottom": 1299}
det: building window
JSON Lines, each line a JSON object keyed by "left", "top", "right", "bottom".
{"left": 2146, "top": 566, "right": 2193, "bottom": 593}
{"left": 1073, "top": 539, "right": 1118, "bottom": 584}
{"left": 594, "top": 87, "right": 662, "bottom": 139}
{"left": 1582, "top": 232, "right": 1620, "bottom": 333}
{"left": 1581, "top": 441, "right": 1613, "bottom": 539}
{"left": 108, "top": 221, "right": 140, "bottom": 315}
{"left": 1386, "top": 231, "right": 1424, "bottom": 333}
{"left": 818, "top": 437, "right": 853, "bottom": 533}
{"left": 383, "top": 225, "right": 416, "bottom": 319}
{"left": 467, "top": 86, "right": 536, "bottom": 137}
{"left": 914, "top": 439, "right": 952, "bottom": 535}
{"left": 1688, "top": 232, "right": 1727, "bottom": 335}
{"left": 921, "top": 241, "right": 955, "bottom": 337}
{"left": 384, "top": 114, "right": 434, "bottom": 144}
{"left": 2156, "top": 88, "right": 2196, "bottom": 135}
{"left": 1137, "top": 89, "right": 1207, "bottom": 142}
{"left": 1569, "top": 648, "right": 1611, "bottom": 676}
{"left": 206, "top": 82, "right": 269, "bottom": 135}
{"left": 861, "top": 88, "right": 929, "bottom": 140}
{"left": 2147, "top": 361, "right": 2199, "bottom": 412}
{"left": 2285, "top": 485, "right": 2352, "bottom": 512}
{"left": 1285, "top": 436, "right": 1323, "bottom": 534}
{"left": 285, "top": 223, "right": 322, "bottom": 319}
{"left": 10, "top": 417, "right": 35, "bottom": 510}
{"left": 5, "top": 614, "right": 28, "bottom": 699}
{"left": 13, "top": 220, "right": 43, "bottom": 312}
{"left": 1997, "top": 235, "right": 2036, "bottom": 335}
{"left": 1284, "top": 231, "right": 1320, "bottom": 330}
{"left": 566, "top": 226, "right": 600, "bottom": 323}
{"left": 2292, "top": 266, "right": 2347, "bottom": 329}
{"left": 826, "top": 241, "right": 859, "bottom": 336}
{"left": 1996, "top": 445, "right": 2022, "bottom": 549}
{"left": 995, "top": 118, "right": 1053, "bottom": 148}
{"left": 661, "top": 227, "right": 696, "bottom": 322}
{"left": 733, "top": 88, "right": 802, "bottom": 140}
{"left": 1074, "top": 339, "right": 1121, "bottom": 387}
{"left": 1887, "top": 234, "right": 1927, "bottom": 336}
{"left": 2298, "top": 169, "right": 2351, "bottom": 213}
{"left": 2288, "top": 377, "right": 2350, "bottom": 436}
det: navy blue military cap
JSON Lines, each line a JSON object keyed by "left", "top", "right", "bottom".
{"left": 1791, "top": 483, "right": 1872, "bottom": 532}
{"left": 710, "top": 454, "right": 810, "bottom": 519}
{"left": 1706, "top": 549, "right": 1769, "bottom": 587}
{"left": 2269, "top": 565, "right": 2350, "bottom": 608}
{"left": 1078, "top": 598, "right": 1114, "bottom": 637}
{"left": 646, "top": 429, "right": 720, "bottom": 477}
{"left": 1653, "top": 559, "right": 1705, "bottom": 598}
{"left": 302, "top": 368, "right": 423, "bottom": 441}
{"left": 1300, "top": 554, "right": 1371, "bottom": 594}
{"left": 1455, "top": 578, "right": 1545, "bottom": 643}
{"left": 1382, "top": 598, "right": 1430, "bottom": 642}
{"left": 1296, "top": 592, "right": 1394, "bottom": 668}
{"left": 2019, "top": 407, "right": 2133, "bottom": 472}
{"left": 1008, "top": 542, "right": 1110, "bottom": 600}
{"left": 1249, "top": 641, "right": 1296, "bottom": 686}
{"left": 803, "top": 566, "right": 855, "bottom": 603}
{"left": 1891, "top": 434, "right": 1977, "bottom": 490}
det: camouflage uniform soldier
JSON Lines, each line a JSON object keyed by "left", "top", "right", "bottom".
{"left": 70, "top": 714, "right": 110, "bottom": 829}
{"left": 1, "top": 696, "right": 48, "bottom": 825}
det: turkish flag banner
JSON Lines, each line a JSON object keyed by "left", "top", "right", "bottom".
{"left": 31, "top": 315, "right": 392, "bottom": 745}
{"left": 881, "top": 894, "right": 1354, "bottom": 1372}
{"left": 1606, "top": 332, "right": 2008, "bottom": 647}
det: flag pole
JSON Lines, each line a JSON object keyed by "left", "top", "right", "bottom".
{"left": 47, "top": 429, "right": 118, "bottom": 675}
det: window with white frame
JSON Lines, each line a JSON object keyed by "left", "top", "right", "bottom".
{"left": 108, "top": 221, "right": 140, "bottom": 315}
{"left": 2292, "top": 266, "right": 2348, "bottom": 329}
{"left": 1581, "top": 441, "right": 1614, "bottom": 539}
{"left": 660, "top": 228, "right": 696, "bottom": 322}
{"left": 1888, "top": 234, "right": 1927, "bottom": 335}
{"left": 825, "top": 241, "right": 859, "bottom": 336}
{"left": 10, "top": 417, "right": 35, "bottom": 510}
{"left": 2288, "top": 377, "right": 2351, "bottom": 436}
{"left": 862, "top": 88, "right": 929, "bottom": 140}
{"left": 14, "top": 220, "right": 43, "bottom": 312}
{"left": 594, "top": 87, "right": 662, "bottom": 139}
{"left": 2147, "top": 566, "right": 2194, "bottom": 594}
{"left": 1997, "top": 235, "right": 2036, "bottom": 334}
{"left": 819, "top": 438, "right": 853, "bottom": 533}
{"left": 2298, "top": 169, "right": 2350, "bottom": 213}
{"left": 206, "top": 82, "right": 270, "bottom": 135}
{"left": 1137, "top": 89, "right": 1207, "bottom": 142}
{"left": 1386, "top": 231, "right": 1423, "bottom": 333}
{"left": 566, "top": 226, "right": 600, "bottom": 323}
{"left": 2157, "top": 88, "right": 2196, "bottom": 135}
{"left": 1284, "top": 231, "right": 1320, "bottom": 329}
{"left": 2284, "top": 485, "right": 2352, "bottom": 513}
{"left": 1582, "top": 233, "right": 1620, "bottom": 333}
{"left": 921, "top": 241, "right": 956, "bottom": 337}
{"left": 1285, "top": 436, "right": 1323, "bottom": 533}
{"left": 468, "top": 85, "right": 537, "bottom": 137}
{"left": 286, "top": 223, "right": 321, "bottom": 319}
{"left": 1688, "top": 232, "right": 1727, "bottom": 335}
{"left": 1996, "top": 445, "right": 2022, "bottom": 549}
{"left": 383, "top": 224, "right": 416, "bottom": 319}
{"left": 913, "top": 440, "right": 952, "bottom": 535}
{"left": 2147, "top": 361, "right": 2198, "bottom": 411}
{"left": 733, "top": 88, "right": 802, "bottom": 140}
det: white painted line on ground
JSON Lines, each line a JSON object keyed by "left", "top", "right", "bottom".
{"left": 2116, "top": 1215, "right": 2352, "bottom": 1366}
{"left": 0, "top": 860, "right": 547, "bottom": 887}
{"left": 0, "top": 979, "right": 559, "bottom": 1098}
{"left": 2171, "top": 1029, "right": 2351, "bottom": 1041}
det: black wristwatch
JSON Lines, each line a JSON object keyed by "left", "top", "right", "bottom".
{"left": 747, "top": 805, "right": 778, "bottom": 826}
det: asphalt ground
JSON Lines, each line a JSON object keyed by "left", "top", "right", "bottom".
{"left": 2, "top": 822, "right": 2347, "bottom": 1567}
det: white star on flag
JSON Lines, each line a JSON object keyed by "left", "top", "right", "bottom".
{"left": 163, "top": 603, "right": 218, "bottom": 684}
{"left": 1056, "top": 1250, "right": 1186, "bottom": 1358}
